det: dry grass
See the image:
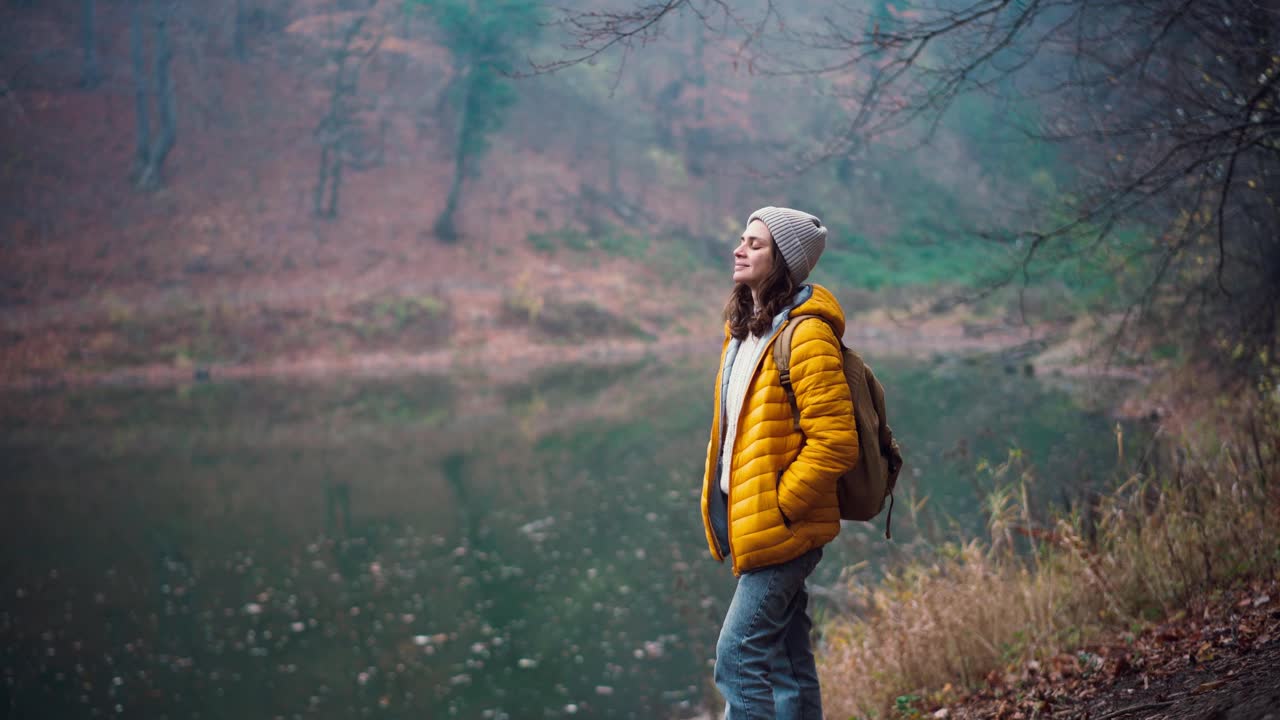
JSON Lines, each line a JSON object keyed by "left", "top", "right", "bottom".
{"left": 818, "top": 401, "right": 1280, "bottom": 719}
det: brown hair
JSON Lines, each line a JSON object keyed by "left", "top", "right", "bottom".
{"left": 723, "top": 244, "right": 796, "bottom": 340}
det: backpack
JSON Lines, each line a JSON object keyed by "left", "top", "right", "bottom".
{"left": 773, "top": 315, "right": 905, "bottom": 538}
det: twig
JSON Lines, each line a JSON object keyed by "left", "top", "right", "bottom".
{"left": 1088, "top": 699, "right": 1176, "bottom": 720}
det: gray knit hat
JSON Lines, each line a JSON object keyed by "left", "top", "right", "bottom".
{"left": 748, "top": 206, "right": 828, "bottom": 285}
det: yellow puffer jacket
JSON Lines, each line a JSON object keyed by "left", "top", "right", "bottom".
{"left": 701, "top": 284, "right": 860, "bottom": 575}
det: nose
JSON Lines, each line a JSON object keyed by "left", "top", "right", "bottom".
{"left": 733, "top": 242, "right": 747, "bottom": 258}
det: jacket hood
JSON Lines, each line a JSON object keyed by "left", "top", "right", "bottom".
{"left": 789, "top": 284, "right": 845, "bottom": 338}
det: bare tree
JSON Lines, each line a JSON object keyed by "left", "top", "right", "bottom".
{"left": 81, "top": 0, "right": 101, "bottom": 89}
{"left": 130, "top": 0, "right": 176, "bottom": 191}
{"left": 548, "top": 0, "right": 1280, "bottom": 378}
{"left": 233, "top": 0, "right": 248, "bottom": 61}
{"left": 313, "top": 13, "right": 385, "bottom": 219}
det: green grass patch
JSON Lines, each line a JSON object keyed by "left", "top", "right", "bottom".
{"left": 813, "top": 228, "right": 1012, "bottom": 292}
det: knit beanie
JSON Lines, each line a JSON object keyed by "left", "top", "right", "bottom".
{"left": 748, "top": 206, "right": 828, "bottom": 285}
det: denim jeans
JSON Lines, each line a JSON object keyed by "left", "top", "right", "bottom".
{"left": 714, "top": 545, "right": 824, "bottom": 720}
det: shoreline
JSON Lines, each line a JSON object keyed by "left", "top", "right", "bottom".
{"left": 0, "top": 311, "right": 1154, "bottom": 394}
{"left": 0, "top": 336, "right": 713, "bottom": 392}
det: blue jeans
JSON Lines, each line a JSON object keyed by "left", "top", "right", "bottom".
{"left": 715, "top": 546, "right": 824, "bottom": 720}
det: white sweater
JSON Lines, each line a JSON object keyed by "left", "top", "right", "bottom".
{"left": 719, "top": 332, "right": 766, "bottom": 494}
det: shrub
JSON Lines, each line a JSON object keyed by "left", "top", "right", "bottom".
{"left": 500, "top": 293, "right": 653, "bottom": 342}
{"left": 346, "top": 292, "right": 451, "bottom": 348}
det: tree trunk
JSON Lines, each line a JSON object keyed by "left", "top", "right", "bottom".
{"left": 81, "top": 0, "right": 100, "bottom": 89}
{"left": 434, "top": 151, "right": 466, "bottom": 243}
{"left": 326, "top": 155, "right": 342, "bottom": 218}
{"left": 148, "top": 0, "right": 176, "bottom": 187}
{"left": 233, "top": 0, "right": 246, "bottom": 61}
{"left": 434, "top": 71, "right": 473, "bottom": 243}
{"left": 314, "top": 145, "right": 331, "bottom": 217}
{"left": 311, "top": 17, "right": 367, "bottom": 219}
{"left": 130, "top": 0, "right": 151, "bottom": 179}
{"left": 130, "top": 0, "right": 177, "bottom": 190}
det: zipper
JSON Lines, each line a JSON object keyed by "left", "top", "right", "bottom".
{"left": 705, "top": 340, "right": 730, "bottom": 563}
{"left": 709, "top": 320, "right": 793, "bottom": 574}
{"left": 725, "top": 469, "right": 735, "bottom": 568}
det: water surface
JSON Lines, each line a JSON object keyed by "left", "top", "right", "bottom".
{"left": 0, "top": 355, "right": 1145, "bottom": 719}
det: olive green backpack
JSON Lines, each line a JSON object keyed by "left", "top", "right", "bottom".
{"left": 773, "top": 315, "right": 904, "bottom": 538}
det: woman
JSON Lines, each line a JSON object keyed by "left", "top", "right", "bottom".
{"left": 701, "top": 206, "right": 860, "bottom": 719}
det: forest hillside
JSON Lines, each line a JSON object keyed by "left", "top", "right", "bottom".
{"left": 1, "top": 0, "right": 1068, "bottom": 388}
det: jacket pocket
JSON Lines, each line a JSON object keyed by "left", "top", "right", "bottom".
{"left": 776, "top": 470, "right": 794, "bottom": 528}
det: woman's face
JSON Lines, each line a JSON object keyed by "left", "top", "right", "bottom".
{"left": 733, "top": 219, "right": 775, "bottom": 290}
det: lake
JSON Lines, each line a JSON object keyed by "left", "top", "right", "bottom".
{"left": 0, "top": 353, "right": 1147, "bottom": 719}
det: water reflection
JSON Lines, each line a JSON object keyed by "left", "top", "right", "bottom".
{"left": 0, "top": 356, "right": 1146, "bottom": 718}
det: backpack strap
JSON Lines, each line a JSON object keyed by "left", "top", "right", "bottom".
{"left": 773, "top": 314, "right": 825, "bottom": 433}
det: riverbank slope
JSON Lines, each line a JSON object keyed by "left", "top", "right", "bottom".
{"left": 816, "top": 389, "right": 1280, "bottom": 719}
